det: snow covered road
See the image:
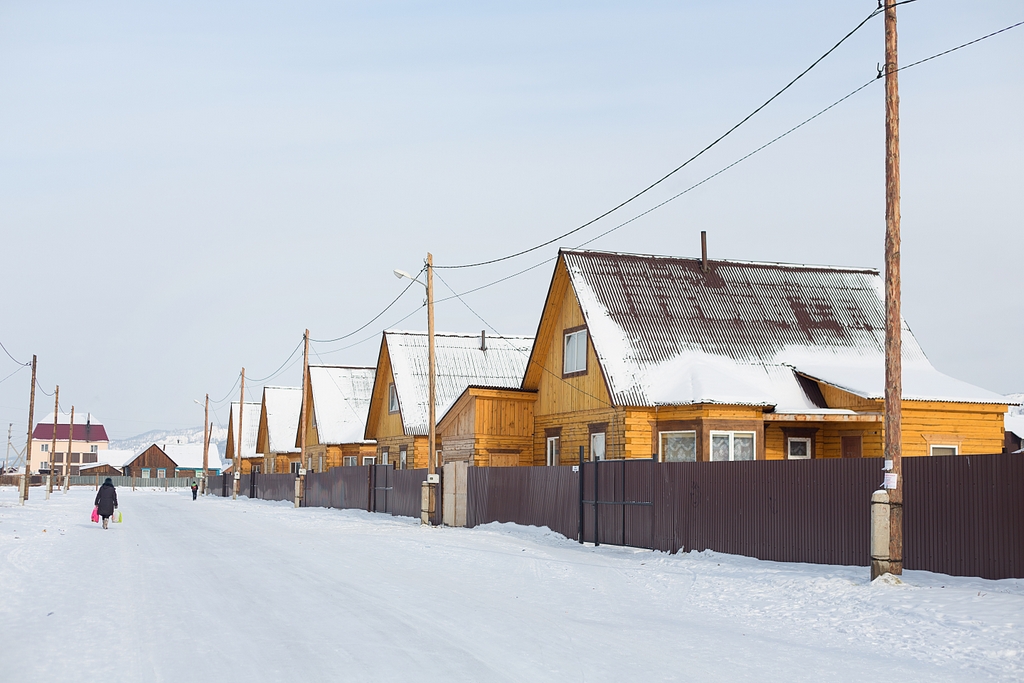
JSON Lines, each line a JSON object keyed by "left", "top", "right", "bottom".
{"left": 0, "top": 486, "right": 1021, "bottom": 682}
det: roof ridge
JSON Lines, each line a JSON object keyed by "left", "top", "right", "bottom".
{"left": 560, "top": 248, "right": 879, "bottom": 274}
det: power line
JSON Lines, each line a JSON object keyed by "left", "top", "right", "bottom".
{"left": 246, "top": 336, "right": 305, "bottom": 384}
{"left": 435, "top": 6, "right": 886, "bottom": 270}
{"left": 0, "top": 366, "right": 26, "bottom": 388}
{"left": 311, "top": 303, "right": 425, "bottom": 356}
{"left": 309, "top": 266, "right": 425, "bottom": 343}
{"left": 433, "top": 17, "right": 1023, "bottom": 303}
{"left": 0, "top": 340, "right": 29, "bottom": 367}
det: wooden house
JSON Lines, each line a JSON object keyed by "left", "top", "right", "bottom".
{"left": 255, "top": 386, "right": 302, "bottom": 473}
{"left": 437, "top": 387, "right": 537, "bottom": 467}
{"left": 79, "top": 462, "right": 122, "bottom": 478}
{"left": 225, "top": 401, "right": 262, "bottom": 474}
{"left": 516, "top": 249, "right": 1009, "bottom": 464}
{"left": 365, "top": 331, "right": 534, "bottom": 469}
{"left": 297, "top": 365, "right": 377, "bottom": 471}
{"left": 122, "top": 445, "right": 179, "bottom": 478}
{"left": 121, "top": 443, "right": 223, "bottom": 478}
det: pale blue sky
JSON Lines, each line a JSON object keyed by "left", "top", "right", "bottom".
{"left": 1, "top": 0, "right": 1021, "bottom": 440}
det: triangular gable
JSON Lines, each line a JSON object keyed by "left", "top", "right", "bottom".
{"left": 304, "top": 366, "right": 376, "bottom": 445}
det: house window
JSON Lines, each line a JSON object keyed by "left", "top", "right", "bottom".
{"left": 343, "top": 456, "right": 357, "bottom": 467}
{"left": 546, "top": 436, "right": 560, "bottom": 466}
{"left": 252, "top": 464, "right": 261, "bottom": 474}
{"left": 90, "top": 445, "right": 98, "bottom": 453}
{"left": 590, "top": 432, "right": 606, "bottom": 461}
{"left": 563, "top": 329, "right": 588, "bottom": 375}
{"left": 70, "top": 453, "right": 81, "bottom": 463}
{"left": 290, "top": 461, "right": 300, "bottom": 474}
{"left": 710, "top": 431, "right": 756, "bottom": 461}
{"left": 318, "top": 456, "right": 324, "bottom": 472}
{"left": 930, "top": 445, "right": 958, "bottom": 456}
{"left": 54, "top": 452, "right": 64, "bottom": 463}
{"left": 41, "top": 444, "right": 49, "bottom": 453}
{"left": 381, "top": 447, "right": 390, "bottom": 466}
{"left": 787, "top": 438, "right": 812, "bottom": 460}
{"left": 362, "top": 456, "right": 376, "bottom": 466}
{"left": 157, "top": 469, "right": 166, "bottom": 478}
{"left": 142, "top": 468, "right": 151, "bottom": 478}
{"left": 660, "top": 431, "right": 697, "bottom": 462}
{"left": 388, "top": 383, "right": 400, "bottom": 413}
{"left": 399, "top": 446, "right": 407, "bottom": 470}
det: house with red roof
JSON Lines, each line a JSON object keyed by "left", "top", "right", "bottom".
{"left": 29, "top": 412, "right": 109, "bottom": 476}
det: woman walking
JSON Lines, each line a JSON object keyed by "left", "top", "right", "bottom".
{"left": 94, "top": 477, "right": 118, "bottom": 529}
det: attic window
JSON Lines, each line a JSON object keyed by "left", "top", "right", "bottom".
{"left": 563, "top": 328, "right": 588, "bottom": 375}
{"left": 388, "top": 383, "right": 399, "bottom": 413}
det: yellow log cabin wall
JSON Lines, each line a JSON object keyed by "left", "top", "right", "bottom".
{"left": 439, "top": 388, "right": 536, "bottom": 467}
{"left": 364, "top": 339, "right": 433, "bottom": 469}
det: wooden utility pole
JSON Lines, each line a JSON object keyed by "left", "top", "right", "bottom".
{"left": 19, "top": 355, "right": 37, "bottom": 505}
{"left": 63, "top": 406, "right": 75, "bottom": 494}
{"left": 202, "top": 393, "right": 210, "bottom": 494}
{"left": 234, "top": 369, "right": 244, "bottom": 500}
{"left": 882, "top": 0, "right": 904, "bottom": 577}
{"left": 296, "top": 330, "right": 309, "bottom": 508}
{"left": 5, "top": 423, "right": 11, "bottom": 475}
{"left": 420, "top": 252, "right": 439, "bottom": 525}
{"left": 47, "top": 386, "right": 59, "bottom": 497}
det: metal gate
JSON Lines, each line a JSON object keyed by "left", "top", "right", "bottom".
{"left": 579, "top": 451, "right": 654, "bottom": 548}
{"left": 369, "top": 464, "right": 394, "bottom": 513}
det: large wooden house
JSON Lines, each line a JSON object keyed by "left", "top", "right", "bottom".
{"left": 365, "top": 331, "right": 533, "bottom": 469}
{"left": 297, "top": 365, "right": 377, "bottom": 471}
{"left": 255, "top": 386, "right": 302, "bottom": 474}
{"left": 512, "top": 249, "right": 1009, "bottom": 464}
{"left": 225, "top": 401, "right": 262, "bottom": 473}
{"left": 121, "top": 442, "right": 223, "bottom": 478}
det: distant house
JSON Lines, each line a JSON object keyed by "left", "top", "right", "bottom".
{"left": 518, "top": 249, "right": 1009, "bottom": 464}
{"left": 298, "top": 366, "right": 376, "bottom": 471}
{"left": 80, "top": 462, "right": 122, "bottom": 478}
{"left": 255, "top": 386, "right": 302, "bottom": 474}
{"left": 365, "top": 330, "right": 533, "bottom": 469}
{"left": 225, "top": 401, "right": 261, "bottom": 474}
{"left": 29, "top": 412, "right": 109, "bottom": 475}
{"left": 121, "top": 442, "right": 223, "bottom": 478}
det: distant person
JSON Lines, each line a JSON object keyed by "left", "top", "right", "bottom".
{"left": 94, "top": 477, "right": 118, "bottom": 530}
{"left": 191, "top": 481, "right": 198, "bottom": 501}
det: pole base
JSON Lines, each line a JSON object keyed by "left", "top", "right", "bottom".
{"left": 420, "top": 481, "right": 438, "bottom": 525}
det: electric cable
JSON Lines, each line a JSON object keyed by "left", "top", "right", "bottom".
{"left": 0, "top": 340, "right": 29, "bottom": 367}
{"left": 435, "top": 6, "right": 887, "bottom": 270}
{"left": 309, "top": 266, "right": 425, "bottom": 343}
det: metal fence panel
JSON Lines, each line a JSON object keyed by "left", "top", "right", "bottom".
{"left": 255, "top": 473, "right": 297, "bottom": 502}
{"left": 467, "top": 465, "right": 579, "bottom": 539}
{"left": 391, "top": 469, "right": 428, "bottom": 518}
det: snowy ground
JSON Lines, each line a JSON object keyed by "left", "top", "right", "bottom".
{"left": 0, "top": 487, "right": 1021, "bottom": 682}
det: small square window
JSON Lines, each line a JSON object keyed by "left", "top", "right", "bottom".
{"left": 660, "top": 431, "right": 697, "bottom": 462}
{"left": 362, "top": 456, "right": 376, "bottom": 466}
{"left": 710, "top": 431, "right": 756, "bottom": 461}
{"left": 343, "top": 456, "right": 357, "bottom": 467}
{"left": 41, "top": 444, "right": 49, "bottom": 453}
{"left": 90, "top": 445, "right": 98, "bottom": 453}
{"left": 787, "top": 438, "right": 811, "bottom": 460}
{"left": 157, "top": 469, "right": 166, "bottom": 478}
{"left": 930, "top": 445, "right": 958, "bottom": 456}
{"left": 388, "top": 383, "right": 400, "bottom": 413}
{"left": 290, "top": 461, "right": 300, "bottom": 474}
{"left": 563, "top": 329, "right": 588, "bottom": 375}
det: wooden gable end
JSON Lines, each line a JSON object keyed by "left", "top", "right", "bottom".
{"left": 225, "top": 415, "right": 236, "bottom": 461}
{"left": 126, "top": 444, "right": 177, "bottom": 472}
{"left": 364, "top": 335, "right": 407, "bottom": 441}
{"left": 256, "top": 395, "right": 271, "bottom": 456}
{"left": 525, "top": 255, "right": 612, "bottom": 417}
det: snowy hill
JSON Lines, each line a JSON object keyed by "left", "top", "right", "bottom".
{"left": 110, "top": 425, "right": 228, "bottom": 458}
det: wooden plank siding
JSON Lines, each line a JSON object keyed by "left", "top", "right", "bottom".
{"left": 365, "top": 336, "right": 434, "bottom": 469}
{"left": 439, "top": 388, "right": 536, "bottom": 467}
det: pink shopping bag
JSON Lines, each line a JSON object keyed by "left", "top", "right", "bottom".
{"left": 91, "top": 507, "right": 99, "bottom": 523}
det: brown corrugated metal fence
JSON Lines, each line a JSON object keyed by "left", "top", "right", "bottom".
{"left": 467, "top": 465, "right": 579, "bottom": 540}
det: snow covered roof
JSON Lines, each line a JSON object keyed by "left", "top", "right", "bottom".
{"left": 1006, "top": 415, "right": 1024, "bottom": 441}
{"left": 561, "top": 249, "right": 1007, "bottom": 407}
{"left": 308, "top": 366, "right": 376, "bottom": 445}
{"left": 261, "top": 386, "right": 302, "bottom": 454}
{"left": 385, "top": 331, "right": 534, "bottom": 435}
{"left": 80, "top": 461, "right": 120, "bottom": 472}
{"left": 161, "top": 442, "right": 224, "bottom": 470}
{"left": 100, "top": 449, "right": 137, "bottom": 468}
{"left": 228, "top": 401, "right": 261, "bottom": 458}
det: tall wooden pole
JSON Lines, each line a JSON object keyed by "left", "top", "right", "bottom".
{"left": 234, "top": 369, "right": 244, "bottom": 500}
{"left": 47, "top": 386, "right": 59, "bottom": 497}
{"left": 202, "top": 392, "right": 210, "bottom": 494}
{"left": 883, "top": 0, "right": 904, "bottom": 576}
{"left": 63, "top": 406, "right": 74, "bottom": 494}
{"left": 427, "top": 253, "right": 436, "bottom": 475}
{"left": 20, "top": 356, "right": 37, "bottom": 505}
{"left": 297, "top": 330, "right": 309, "bottom": 508}
{"left": 4, "top": 423, "right": 11, "bottom": 474}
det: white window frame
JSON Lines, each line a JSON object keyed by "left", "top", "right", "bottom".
{"left": 156, "top": 468, "right": 166, "bottom": 478}
{"left": 709, "top": 431, "right": 756, "bottom": 462}
{"left": 659, "top": 430, "right": 697, "bottom": 463}
{"left": 930, "top": 444, "right": 958, "bottom": 456}
{"left": 399, "top": 446, "right": 407, "bottom": 470}
{"left": 41, "top": 443, "right": 49, "bottom": 453}
{"left": 90, "top": 445, "right": 98, "bottom": 453}
{"left": 546, "top": 436, "right": 560, "bottom": 466}
{"left": 362, "top": 456, "right": 376, "bottom": 466}
{"left": 343, "top": 456, "right": 357, "bottom": 467}
{"left": 317, "top": 455, "right": 324, "bottom": 472}
{"left": 388, "top": 383, "right": 400, "bottom": 413}
{"left": 380, "top": 448, "right": 389, "bottom": 466}
{"left": 290, "top": 461, "right": 300, "bottom": 474}
{"left": 787, "top": 437, "right": 812, "bottom": 460}
{"left": 590, "top": 432, "right": 606, "bottom": 461}
{"left": 563, "top": 329, "right": 588, "bottom": 374}
{"left": 141, "top": 468, "right": 151, "bottom": 478}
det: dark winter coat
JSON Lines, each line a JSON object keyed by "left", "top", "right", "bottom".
{"left": 94, "top": 482, "right": 118, "bottom": 518}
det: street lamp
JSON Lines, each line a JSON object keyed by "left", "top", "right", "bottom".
{"left": 394, "top": 254, "right": 438, "bottom": 525}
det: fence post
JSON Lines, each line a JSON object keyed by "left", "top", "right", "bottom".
{"left": 578, "top": 446, "right": 584, "bottom": 544}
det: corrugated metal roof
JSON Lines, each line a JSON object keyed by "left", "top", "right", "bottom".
{"left": 564, "top": 249, "right": 1004, "bottom": 406}
{"left": 309, "top": 366, "right": 376, "bottom": 445}
{"left": 262, "top": 386, "right": 302, "bottom": 454}
{"left": 386, "top": 331, "right": 534, "bottom": 435}
{"left": 228, "top": 401, "right": 261, "bottom": 458}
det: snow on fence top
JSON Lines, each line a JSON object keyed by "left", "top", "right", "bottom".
{"left": 563, "top": 249, "right": 1006, "bottom": 407}
{"left": 308, "top": 366, "right": 376, "bottom": 445}
{"left": 261, "top": 385, "right": 302, "bottom": 453}
{"left": 386, "top": 331, "right": 534, "bottom": 435}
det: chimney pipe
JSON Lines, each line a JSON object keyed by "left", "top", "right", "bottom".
{"left": 701, "top": 231, "right": 708, "bottom": 273}
{"left": 480, "top": 329, "right": 487, "bottom": 351}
